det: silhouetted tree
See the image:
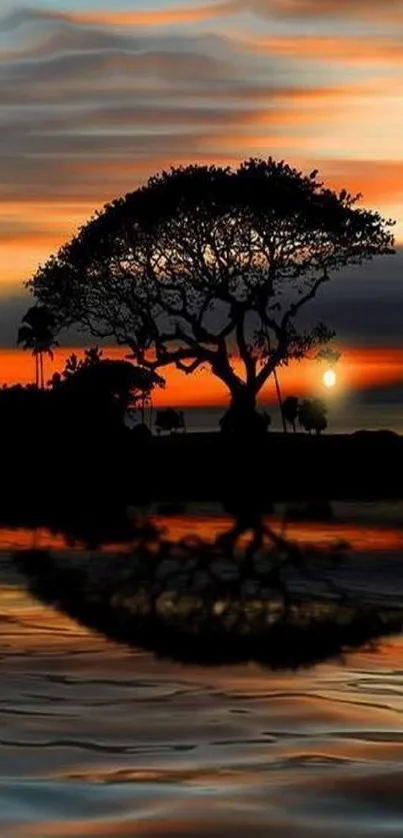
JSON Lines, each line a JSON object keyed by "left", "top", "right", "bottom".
{"left": 0, "top": 357, "right": 163, "bottom": 509}
{"left": 60, "top": 356, "right": 164, "bottom": 423}
{"left": 60, "top": 346, "right": 103, "bottom": 381}
{"left": 17, "top": 305, "right": 58, "bottom": 388}
{"left": 28, "top": 159, "right": 394, "bottom": 433}
{"left": 282, "top": 396, "right": 300, "bottom": 432}
{"left": 62, "top": 352, "right": 81, "bottom": 378}
{"left": 299, "top": 398, "right": 328, "bottom": 435}
{"left": 49, "top": 348, "right": 163, "bottom": 418}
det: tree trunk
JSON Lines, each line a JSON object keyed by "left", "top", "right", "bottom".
{"left": 220, "top": 385, "right": 265, "bottom": 437}
{"left": 273, "top": 368, "right": 287, "bottom": 434}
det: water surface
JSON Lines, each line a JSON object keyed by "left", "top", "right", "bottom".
{"left": 1, "top": 504, "right": 403, "bottom": 837}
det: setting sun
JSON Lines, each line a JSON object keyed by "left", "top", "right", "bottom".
{"left": 323, "top": 369, "right": 336, "bottom": 389}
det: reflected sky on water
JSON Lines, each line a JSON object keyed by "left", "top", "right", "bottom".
{"left": 1, "top": 502, "right": 403, "bottom": 836}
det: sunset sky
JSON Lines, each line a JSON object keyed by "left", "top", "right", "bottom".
{"left": 1, "top": 0, "right": 403, "bottom": 405}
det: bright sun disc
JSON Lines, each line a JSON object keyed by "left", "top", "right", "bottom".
{"left": 323, "top": 369, "right": 336, "bottom": 388}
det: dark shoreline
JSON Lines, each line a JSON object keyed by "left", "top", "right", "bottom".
{"left": 143, "top": 430, "right": 403, "bottom": 502}
{"left": 1, "top": 430, "right": 402, "bottom": 544}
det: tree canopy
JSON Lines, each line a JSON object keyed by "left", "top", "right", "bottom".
{"left": 51, "top": 348, "right": 164, "bottom": 424}
{"left": 28, "top": 158, "right": 394, "bottom": 426}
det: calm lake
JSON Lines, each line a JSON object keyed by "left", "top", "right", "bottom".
{"left": 2, "top": 503, "right": 403, "bottom": 837}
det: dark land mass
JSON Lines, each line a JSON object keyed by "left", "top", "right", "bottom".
{"left": 1, "top": 421, "right": 403, "bottom": 545}
{"left": 2, "top": 359, "right": 401, "bottom": 535}
{"left": 144, "top": 430, "right": 403, "bottom": 502}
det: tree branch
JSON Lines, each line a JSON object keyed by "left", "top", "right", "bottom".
{"left": 176, "top": 358, "right": 203, "bottom": 374}
{"left": 253, "top": 343, "right": 287, "bottom": 394}
{"left": 235, "top": 310, "right": 256, "bottom": 385}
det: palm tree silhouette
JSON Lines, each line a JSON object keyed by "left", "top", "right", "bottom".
{"left": 17, "top": 305, "right": 58, "bottom": 388}
{"left": 282, "top": 396, "right": 300, "bottom": 433}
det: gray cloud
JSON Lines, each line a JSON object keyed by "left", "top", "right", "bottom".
{"left": 300, "top": 252, "right": 403, "bottom": 346}
{"left": 0, "top": 288, "right": 100, "bottom": 349}
{"left": 1, "top": 252, "right": 402, "bottom": 350}
{"left": 0, "top": 292, "right": 31, "bottom": 346}
{"left": 0, "top": 4, "right": 375, "bottom": 209}
{"left": 0, "top": 8, "right": 288, "bottom": 204}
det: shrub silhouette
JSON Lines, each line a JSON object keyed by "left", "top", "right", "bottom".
{"left": 299, "top": 398, "right": 328, "bottom": 434}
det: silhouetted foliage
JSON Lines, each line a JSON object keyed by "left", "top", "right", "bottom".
{"left": 155, "top": 407, "right": 185, "bottom": 434}
{"left": 299, "top": 398, "right": 328, "bottom": 434}
{"left": 58, "top": 354, "right": 163, "bottom": 421}
{"left": 28, "top": 158, "right": 394, "bottom": 434}
{"left": 282, "top": 396, "right": 300, "bottom": 432}
{"left": 17, "top": 304, "right": 58, "bottom": 388}
{"left": 59, "top": 346, "right": 103, "bottom": 381}
{"left": 316, "top": 346, "right": 341, "bottom": 366}
{"left": 0, "top": 350, "right": 163, "bottom": 506}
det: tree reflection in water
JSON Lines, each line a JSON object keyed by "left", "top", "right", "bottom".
{"left": 15, "top": 509, "right": 403, "bottom": 670}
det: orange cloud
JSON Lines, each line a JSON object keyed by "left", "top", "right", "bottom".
{"left": 322, "top": 160, "right": 403, "bottom": 206}
{"left": 66, "top": 1, "right": 235, "bottom": 28}
{"left": 246, "top": 0, "right": 403, "bottom": 23}
{"left": 70, "top": 0, "right": 403, "bottom": 29}
{"left": 3, "top": 0, "right": 403, "bottom": 298}
{"left": 241, "top": 33, "right": 403, "bottom": 65}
